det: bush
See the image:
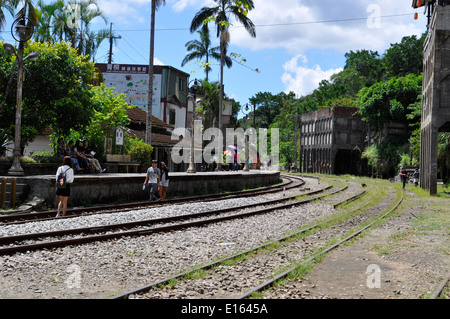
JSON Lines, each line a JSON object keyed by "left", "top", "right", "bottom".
{"left": 126, "top": 138, "right": 153, "bottom": 164}
{"left": 362, "top": 139, "right": 409, "bottom": 178}
{"left": 30, "top": 150, "right": 61, "bottom": 163}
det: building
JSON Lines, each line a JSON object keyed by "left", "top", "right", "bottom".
{"left": 96, "top": 63, "right": 190, "bottom": 131}
{"left": 300, "top": 107, "right": 367, "bottom": 176}
{"left": 125, "top": 107, "right": 183, "bottom": 172}
{"left": 414, "top": 1, "right": 450, "bottom": 194}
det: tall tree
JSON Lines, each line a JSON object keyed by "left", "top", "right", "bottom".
{"left": 181, "top": 25, "right": 232, "bottom": 81}
{"left": 146, "top": 0, "right": 166, "bottom": 145}
{"left": 383, "top": 34, "right": 426, "bottom": 78}
{"left": 190, "top": 0, "right": 256, "bottom": 167}
{"left": 197, "top": 80, "right": 222, "bottom": 129}
{"left": 33, "top": 0, "right": 64, "bottom": 43}
{"left": 0, "top": 0, "right": 15, "bottom": 31}
{"left": 344, "top": 49, "right": 383, "bottom": 86}
{"left": 0, "top": 41, "right": 97, "bottom": 151}
{"left": 12, "top": 0, "right": 38, "bottom": 27}
{"left": 65, "top": 0, "right": 109, "bottom": 59}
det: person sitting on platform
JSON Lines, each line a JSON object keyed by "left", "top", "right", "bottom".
{"left": 66, "top": 140, "right": 81, "bottom": 173}
{"left": 56, "top": 138, "right": 67, "bottom": 158}
{"left": 74, "top": 140, "right": 89, "bottom": 171}
{"left": 82, "top": 140, "right": 106, "bottom": 173}
{"left": 84, "top": 140, "right": 106, "bottom": 173}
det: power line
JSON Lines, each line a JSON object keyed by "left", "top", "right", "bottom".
{"left": 111, "top": 12, "right": 415, "bottom": 32}
{"left": 112, "top": 25, "right": 149, "bottom": 63}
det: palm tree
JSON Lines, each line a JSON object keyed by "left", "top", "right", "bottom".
{"left": 198, "top": 80, "right": 222, "bottom": 129}
{"left": 181, "top": 25, "right": 232, "bottom": 81}
{"left": 146, "top": 0, "right": 166, "bottom": 145}
{"left": 190, "top": 0, "right": 256, "bottom": 168}
{"left": 0, "top": 0, "right": 15, "bottom": 31}
{"left": 33, "top": 0, "right": 64, "bottom": 43}
{"left": 12, "top": 0, "right": 38, "bottom": 27}
{"left": 65, "top": 0, "right": 108, "bottom": 59}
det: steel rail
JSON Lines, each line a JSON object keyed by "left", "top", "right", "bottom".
{"left": 0, "top": 182, "right": 347, "bottom": 256}
{"left": 111, "top": 195, "right": 371, "bottom": 299}
{"left": 236, "top": 193, "right": 404, "bottom": 299}
{"left": 0, "top": 175, "right": 301, "bottom": 225}
{"left": 430, "top": 271, "right": 450, "bottom": 299}
{"left": 0, "top": 182, "right": 327, "bottom": 246}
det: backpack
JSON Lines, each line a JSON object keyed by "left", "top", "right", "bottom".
{"left": 56, "top": 167, "right": 71, "bottom": 189}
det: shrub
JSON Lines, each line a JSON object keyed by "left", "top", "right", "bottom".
{"left": 126, "top": 138, "right": 153, "bottom": 164}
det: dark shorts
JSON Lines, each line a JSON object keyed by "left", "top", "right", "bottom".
{"left": 56, "top": 184, "right": 71, "bottom": 197}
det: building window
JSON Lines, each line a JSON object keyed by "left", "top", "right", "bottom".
{"left": 178, "top": 78, "right": 185, "bottom": 92}
{"left": 169, "top": 109, "right": 176, "bottom": 125}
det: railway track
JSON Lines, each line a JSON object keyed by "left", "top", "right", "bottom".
{"left": 0, "top": 175, "right": 351, "bottom": 256}
{"left": 111, "top": 180, "right": 400, "bottom": 300}
{"left": 0, "top": 175, "right": 301, "bottom": 225}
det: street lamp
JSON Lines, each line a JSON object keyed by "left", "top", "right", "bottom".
{"left": 242, "top": 104, "right": 251, "bottom": 172}
{"left": 5, "top": 18, "right": 39, "bottom": 176}
{"left": 187, "top": 79, "right": 200, "bottom": 173}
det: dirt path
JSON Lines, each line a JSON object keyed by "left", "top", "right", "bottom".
{"left": 264, "top": 188, "right": 449, "bottom": 299}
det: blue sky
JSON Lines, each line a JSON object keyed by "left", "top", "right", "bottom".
{"left": 2, "top": 0, "right": 428, "bottom": 112}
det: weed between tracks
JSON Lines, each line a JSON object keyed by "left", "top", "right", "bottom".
{"left": 247, "top": 176, "right": 405, "bottom": 299}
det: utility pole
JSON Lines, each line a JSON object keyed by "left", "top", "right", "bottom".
{"left": 107, "top": 23, "right": 121, "bottom": 64}
{"left": 293, "top": 113, "right": 298, "bottom": 173}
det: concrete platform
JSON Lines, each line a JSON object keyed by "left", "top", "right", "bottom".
{"left": 3, "top": 170, "right": 280, "bottom": 209}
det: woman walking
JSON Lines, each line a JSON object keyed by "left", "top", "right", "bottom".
{"left": 159, "top": 161, "right": 169, "bottom": 200}
{"left": 56, "top": 156, "right": 74, "bottom": 217}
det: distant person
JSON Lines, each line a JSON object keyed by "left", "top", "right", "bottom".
{"left": 143, "top": 160, "right": 160, "bottom": 201}
{"left": 55, "top": 156, "right": 74, "bottom": 217}
{"left": 159, "top": 161, "right": 169, "bottom": 201}
{"left": 65, "top": 140, "right": 80, "bottom": 173}
{"left": 74, "top": 140, "right": 89, "bottom": 170}
{"left": 82, "top": 140, "right": 106, "bottom": 173}
{"left": 413, "top": 169, "right": 420, "bottom": 186}
{"left": 400, "top": 167, "right": 408, "bottom": 190}
{"left": 56, "top": 138, "right": 66, "bottom": 158}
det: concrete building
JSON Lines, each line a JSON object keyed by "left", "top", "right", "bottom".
{"left": 300, "top": 107, "right": 366, "bottom": 176}
{"left": 96, "top": 63, "right": 190, "bottom": 131}
{"left": 413, "top": 1, "right": 450, "bottom": 194}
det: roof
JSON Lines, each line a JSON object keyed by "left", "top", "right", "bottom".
{"left": 126, "top": 128, "right": 180, "bottom": 148}
{"left": 126, "top": 108, "right": 180, "bottom": 148}
{"left": 126, "top": 108, "right": 174, "bottom": 131}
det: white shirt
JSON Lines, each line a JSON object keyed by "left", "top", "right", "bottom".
{"left": 56, "top": 165, "right": 74, "bottom": 184}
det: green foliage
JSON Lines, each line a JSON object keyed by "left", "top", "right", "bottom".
{"left": 197, "top": 80, "right": 222, "bottom": 129}
{"left": 0, "top": 41, "right": 97, "bottom": 152}
{"left": 356, "top": 73, "right": 423, "bottom": 131}
{"left": 88, "top": 84, "right": 134, "bottom": 137}
{"left": 344, "top": 49, "right": 383, "bottom": 86}
{"left": 30, "top": 150, "right": 61, "bottom": 163}
{"left": 383, "top": 34, "right": 426, "bottom": 78}
{"left": 362, "top": 139, "right": 409, "bottom": 178}
{"left": 126, "top": 138, "right": 153, "bottom": 165}
{"left": 409, "top": 128, "right": 421, "bottom": 167}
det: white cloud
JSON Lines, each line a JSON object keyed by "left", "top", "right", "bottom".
{"left": 281, "top": 55, "right": 343, "bottom": 97}
{"left": 230, "top": 0, "right": 426, "bottom": 54}
{"left": 154, "top": 57, "right": 165, "bottom": 65}
{"left": 97, "top": 0, "right": 148, "bottom": 25}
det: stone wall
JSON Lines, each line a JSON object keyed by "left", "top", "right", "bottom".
{"left": 11, "top": 171, "right": 280, "bottom": 208}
